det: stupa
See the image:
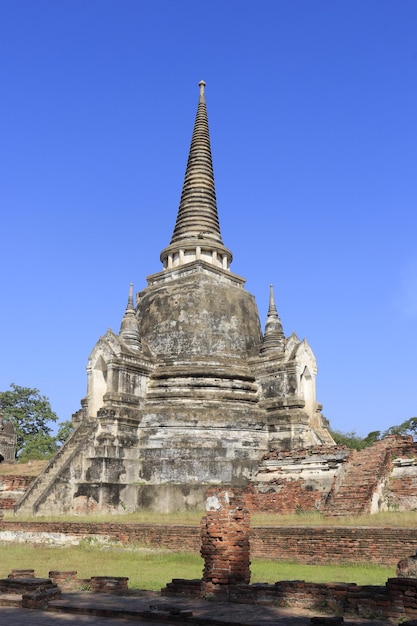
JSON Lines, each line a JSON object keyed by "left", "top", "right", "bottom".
{"left": 15, "top": 81, "right": 333, "bottom": 515}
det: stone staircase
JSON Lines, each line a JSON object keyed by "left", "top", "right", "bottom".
{"left": 323, "top": 439, "right": 393, "bottom": 516}
{"left": 14, "top": 420, "right": 96, "bottom": 516}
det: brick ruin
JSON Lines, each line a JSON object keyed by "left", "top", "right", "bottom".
{"left": 0, "top": 569, "right": 130, "bottom": 610}
{"left": 4, "top": 489, "right": 417, "bottom": 621}
{"left": 0, "top": 475, "right": 33, "bottom": 510}
{"left": 248, "top": 434, "right": 417, "bottom": 516}
{"left": 162, "top": 487, "right": 251, "bottom": 598}
{"left": 162, "top": 487, "right": 417, "bottom": 622}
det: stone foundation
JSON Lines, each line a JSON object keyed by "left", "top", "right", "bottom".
{"left": 8, "top": 569, "right": 35, "bottom": 579}
{"left": 222, "top": 578, "right": 417, "bottom": 622}
{"left": 10, "top": 435, "right": 417, "bottom": 518}
{"left": 0, "top": 576, "right": 58, "bottom": 595}
{"left": 48, "top": 570, "right": 80, "bottom": 590}
{"left": 90, "top": 576, "right": 129, "bottom": 594}
{"left": 0, "top": 569, "right": 129, "bottom": 596}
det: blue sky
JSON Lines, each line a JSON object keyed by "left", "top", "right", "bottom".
{"left": 1, "top": 0, "right": 416, "bottom": 437}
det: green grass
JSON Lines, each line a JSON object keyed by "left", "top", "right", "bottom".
{"left": 252, "top": 510, "right": 417, "bottom": 527}
{"left": 0, "top": 542, "right": 394, "bottom": 590}
{"left": 3, "top": 510, "right": 205, "bottom": 524}
{"left": 5, "top": 509, "right": 417, "bottom": 527}
{"left": 251, "top": 560, "right": 395, "bottom": 586}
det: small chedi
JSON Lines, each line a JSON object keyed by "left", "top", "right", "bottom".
{"left": 0, "top": 410, "right": 16, "bottom": 464}
{"left": 15, "top": 81, "right": 334, "bottom": 516}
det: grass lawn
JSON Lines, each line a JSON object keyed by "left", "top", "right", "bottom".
{"left": 4, "top": 509, "right": 417, "bottom": 527}
{"left": 0, "top": 542, "right": 395, "bottom": 590}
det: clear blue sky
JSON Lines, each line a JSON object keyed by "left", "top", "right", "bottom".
{"left": 1, "top": 0, "right": 416, "bottom": 437}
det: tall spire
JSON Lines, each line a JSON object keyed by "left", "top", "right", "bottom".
{"left": 119, "top": 283, "right": 141, "bottom": 350}
{"left": 260, "top": 285, "right": 285, "bottom": 354}
{"left": 160, "top": 81, "right": 232, "bottom": 272}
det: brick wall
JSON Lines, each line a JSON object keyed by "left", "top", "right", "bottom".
{"left": 0, "top": 520, "right": 201, "bottom": 552}
{"left": 1, "top": 520, "right": 416, "bottom": 566}
{"left": 164, "top": 577, "right": 417, "bottom": 622}
{"left": 0, "top": 476, "right": 34, "bottom": 490}
{"left": 227, "top": 578, "right": 417, "bottom": 622}
{"left": 250, "top": 526, "right": 417, "bottom": 565}
{"left": 0, "top": 475, "right": 34, "bottom": 509}
{"left": 246, "top": 481, "right": 322, "bottom": 513}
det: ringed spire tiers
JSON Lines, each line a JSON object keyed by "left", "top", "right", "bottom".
{"left": 260, "top": 284, "right": 285, "bottom": 354}
{"left": 160, "top": 81, "right": 233, "bottom": 272}
{"left": 119, "top": 283, "right": 141, "bottom": 350}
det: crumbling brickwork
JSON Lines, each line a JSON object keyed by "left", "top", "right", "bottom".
{"left": 0, "top": 475, "right": 34, "bottom": 509}
{"left": 200, "top": 488, "right": 250, "bottom": 595}
{"left": 224, "top": 578, "right": 417, "bottom": 622}
{"left": 162, "top": 489, "right": 417, "bottom": 622}
{"left": 249, "top": 436, "right": 417, "bottom": 516}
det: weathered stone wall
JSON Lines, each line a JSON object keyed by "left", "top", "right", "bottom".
{"left": 1, "top": 520, "right": 416, "bottom": 566}
{"left": 11, "top": 436, "right": 417, "bottom": 517}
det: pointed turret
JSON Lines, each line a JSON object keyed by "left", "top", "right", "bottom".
{"left": 260, "top": 285, "right": 285, "bottom": 354}
{"left": 119, "top": 283, "right": 141, "bottom": 350}
{"left": 160, "top": 81, "right": 232, "bottom": 272}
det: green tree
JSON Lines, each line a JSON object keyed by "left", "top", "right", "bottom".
{"left": 17, "top": 432, "right": 59, "bottom": 463}
{"left": 0, "top": 383, "right": 58, "bottom": 460}
{"left": 55, "top": 419, "right": 74, "bottom": 445}
{"left": 330, "top": 429, "right": 381, "bottom": 450}
{"left": 383, "top": 417, "right": 417, "bottom": 438}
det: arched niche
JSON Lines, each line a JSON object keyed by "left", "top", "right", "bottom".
{"left": 89, "top": 355, "right": 108, "bottom": 418}
{"left": 300, "top": 365, "right": 315, "bottom": 418}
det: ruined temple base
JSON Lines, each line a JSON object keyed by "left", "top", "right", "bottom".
{"left": 162, "top": 577, "right": 417, "bottom": 622}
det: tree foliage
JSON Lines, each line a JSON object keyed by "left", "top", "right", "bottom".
{"left": 383, "top": 417, "right": 417, "bottom": 438}
{"left": 331, "top": 419, "right": 417, "bottom": 451}
{"left": 0, "top": 383, "right": 71, "bottom": 461}
{"left": 17, "top": 431, "right": 59, "bottom": 463}
{"left": 55, "top": 419, "right": 74, "bottom": 445}
{"left": 330, "top": 429, "right": 382, "bottom": 450}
